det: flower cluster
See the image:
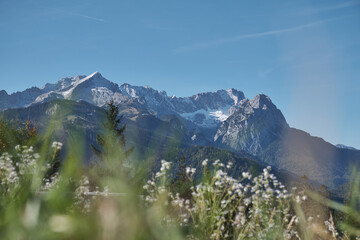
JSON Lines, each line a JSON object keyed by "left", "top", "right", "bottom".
{"left": 0, "top": 145, "right": 43, "bottom": 189}
{"left": 42, "top": 172, "right": 60, "bottom": 191}
{"left": 143, "top": 160, "right": 304, "bottom": 239}
{"left": 155, "top": 160, "right": 171, "bottom": 178}
{"left": 51, "top": 141, "right": 63, "bottom": 151}
{"left": 74, "top": 176, "right": 93, "bottom": 212}
{"left": 15, "top": 145, "right": 39, "bottom": 175}
{"left": 143, "top": 160, "right": 172, "bottom": 205}
{"left": 0, "top": 143, "right": 63, "bottom": 193}
{"left": 0, "top": 152, "right": 19, "bottom": 187}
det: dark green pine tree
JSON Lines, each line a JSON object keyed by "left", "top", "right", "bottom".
{"left": 91, "top": 100, "right": 134, "bottom": 163}
{"left": 171, "top": 155, "right": 192, "bottom": 198}
{"left": 176, "top": 155, "right": 187, "bottom": 183}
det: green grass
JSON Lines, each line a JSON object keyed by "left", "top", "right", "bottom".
{"left": 0, "top": 140, "right": 359, "bottom": 239}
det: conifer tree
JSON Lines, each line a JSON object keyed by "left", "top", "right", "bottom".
{"left": 175, "top": 155, "right": 187, "bottom": 182}
{"left": 171, "top": 155, "right": 192, "bottom": 198}
{"left": 91, "top": 100, "right": 134, "bottom": 162}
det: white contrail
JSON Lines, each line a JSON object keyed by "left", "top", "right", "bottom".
{"left": 174, "top": 18, "right": 337, "bottom": 52}
{"left": 51, "top": 8, "right": 106, "bottom": 22}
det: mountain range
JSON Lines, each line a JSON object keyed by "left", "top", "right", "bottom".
{"left": 1, "top": 72, "right": 359, "bottom": 189}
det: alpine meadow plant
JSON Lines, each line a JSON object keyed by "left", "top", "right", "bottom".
{"left": 143, "top": 160, "right": 302, "bottom": 239}
{"left": 0, "top": 120, "right": 38, "bottom": 154}
{"left": 0, "top": 142, "right": 359, "bottom": 239}
{"left": 143, "top": 159, "right": 360, "bottom": 240}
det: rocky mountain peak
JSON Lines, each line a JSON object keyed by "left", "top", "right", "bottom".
{"left": 74, "top": 71, "right": 106, "bottom": 85}
{"left": 226, "top": 88, "right": 245, "bottom": 105}
{"left": 41, "top": 74, "right": 87, "bottom": 92}
{"left": 88, "top": 71, "right": 102, "bottom": 78}
{"left": 0, "top": 90, "right": 8, "bottom": 96}
{"left": 234, "top": 94, "right": 287, "bottom": 126}
{"left": 120, "top": 83, "right": 137, "bottom": 98}
{"left": 214, "top": 94, "right": 288, "bottom": 156}
{"left": 249, "top": 94, "right": 273, "bottom": 109}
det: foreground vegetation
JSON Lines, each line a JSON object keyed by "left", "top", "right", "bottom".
{"left": 0, "top": 103, "right": 359, "bottom": 240}
{"left": 0, "top": 144, "right": 359, "bottom": 239}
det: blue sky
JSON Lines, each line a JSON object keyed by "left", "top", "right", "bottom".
{"left": 0, "top": 0, "right": 359, "bottom": 148}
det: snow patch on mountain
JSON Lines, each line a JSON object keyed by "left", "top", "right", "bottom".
{"left": 60, "top": 71, "right": 102, "bottom": 98}
{"left": 41, "top": 75, "right": 86, "bottom": 92}
{"left": 226, "top": 88, "right": 241, "bottom": 105}
{"left": 91, "top": 87, "right": 115, "bottom": 106}
{"left": 336, "top": 144, "right": 358, "bottom": 151}
{"left": 180, "top": 105, "right": 231, "bottom": 127}
{"left": 209, "top": 109, "right": 230, "bottom": 122}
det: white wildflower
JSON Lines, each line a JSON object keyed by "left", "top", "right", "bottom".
{"left": 51, "top": 141, "right": 63, "bottom": 151}
{"left": 213, "top": 159, "right": 220, "bottom": 166}
{"left": 202, "top": 159, "right": 208, "bottom": 166}
{"left": 242, "top": 172, "right": 252, "bottom": 179}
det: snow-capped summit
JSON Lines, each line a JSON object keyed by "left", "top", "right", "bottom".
{"left": 41, "top": 75, "right": 87, "bottom": 93}
{"left": 88, "top": 71, "right": 101, "bottom": 78}
{"left": 32, "top": 72, "right": 129, "bottom": 107}
{"left": 0, "top": 72, "right": 246, "bottom": 128}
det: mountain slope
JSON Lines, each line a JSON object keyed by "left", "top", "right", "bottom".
{"left": 214, "top": 94, "right": 360, "bottom": 188}
{"left": 0, "top": 99, "right": 267, "bottom": 176}
{"left": 1, "top": 72, "right": 359, "bottom": 188}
